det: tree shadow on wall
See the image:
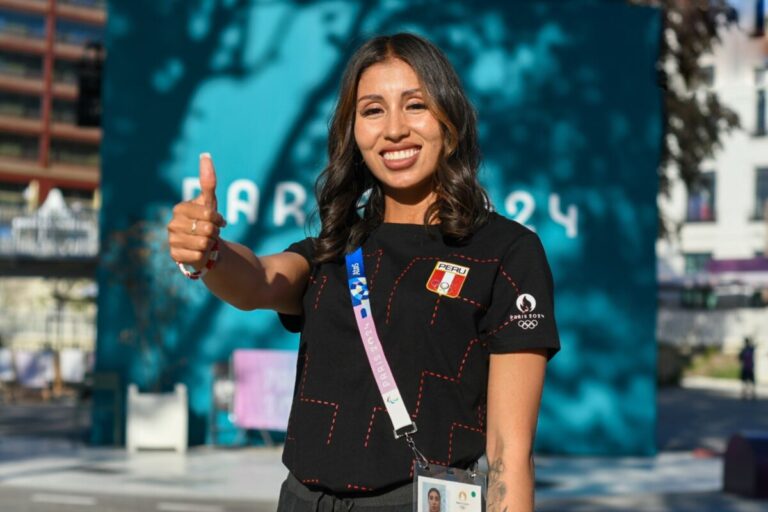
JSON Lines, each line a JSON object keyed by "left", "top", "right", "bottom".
{"left": 99, "top": 0, "right": 661, "bottom": 450}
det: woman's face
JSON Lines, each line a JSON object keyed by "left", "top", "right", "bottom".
{"left": 428, "top": 490, "right": 441, "bottom": 512}
{"left": 354, "top": 58, "right": 443, "bottom": 200}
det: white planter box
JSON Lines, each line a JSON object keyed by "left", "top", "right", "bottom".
{"left": 126, "top": 383, "right": 188, "bottom": 453}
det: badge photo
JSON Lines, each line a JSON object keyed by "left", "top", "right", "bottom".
{"left": 415, "top": 474, "right": 484, "bottom": 512}
{"left": 426, "top": 261, "right": 470, "bottom": 298}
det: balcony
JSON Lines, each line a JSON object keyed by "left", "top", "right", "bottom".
{"left": 0, "top": 114, "right": 100, "bottom": 143}
{"left": 0, "top": 32, "right": 96, "bottom": 62}
{"left": 0, "top": 0, "right": 106, "bottom": 27}
{"left": 0, "top": 157, "right": 99, "bottom": 184}
{"left": 0, "top": 72, "right": 77, "bottom": 99}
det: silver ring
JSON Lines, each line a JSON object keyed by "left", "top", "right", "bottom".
{"left": 191, "top": 219, "right": 198, "bottom": 234}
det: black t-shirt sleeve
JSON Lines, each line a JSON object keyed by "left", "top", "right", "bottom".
{"left": 277, "top": 237, "right": 315, "bottom": 333}
{"left": 479, "top": 232, "right": 560, "bottom": 360}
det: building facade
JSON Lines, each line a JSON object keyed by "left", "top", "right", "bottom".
{"left": 0, "top": 0, "right": 103, "bottom": 207}
{"left": 0, "top": 0, "right": 103, "bottom": 354}
{"left": 657, "top": 6, "right": 768, "bottom": 381}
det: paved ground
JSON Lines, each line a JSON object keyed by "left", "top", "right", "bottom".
{"left": 0, "top": 377, "right": 766, "bottom": 511}
{"left": 657, "top": 377, "right": 768, "bottom": 453}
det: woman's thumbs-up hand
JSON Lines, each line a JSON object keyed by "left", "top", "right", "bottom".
{"left": 167, "top": 153, "right": 227, "bottom": 271}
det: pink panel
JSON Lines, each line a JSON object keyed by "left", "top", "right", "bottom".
{"left": 232, "top": 349, "right": 297, "bottom": 430}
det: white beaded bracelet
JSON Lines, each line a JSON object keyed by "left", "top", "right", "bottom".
{"left": 177, "top": 239, "right": 220, "bottom": 280}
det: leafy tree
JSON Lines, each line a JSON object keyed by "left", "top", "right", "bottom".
{"left": 630, "top": 0, "right": 741, "bottom": 237}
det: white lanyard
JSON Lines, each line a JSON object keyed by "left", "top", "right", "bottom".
{"left": 345, "top": 247, "right": 428, "bottom": 467}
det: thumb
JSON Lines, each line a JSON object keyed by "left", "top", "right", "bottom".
{"left": 197, "top": 152, "right": 218, "bottom": 208}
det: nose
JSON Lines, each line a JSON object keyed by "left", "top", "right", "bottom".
{"left": 384, "top": 108, "right": 409, "bottom": 141}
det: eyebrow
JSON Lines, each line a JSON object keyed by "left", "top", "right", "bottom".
{"left": 357, "top": 88, "right": 423, "bottom": 103}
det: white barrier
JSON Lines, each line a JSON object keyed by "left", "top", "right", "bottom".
{"left": 126, "top": 383, "right": 188, "bottom": 453}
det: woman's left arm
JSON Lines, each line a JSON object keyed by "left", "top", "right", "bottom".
{"left": 486, "top": 349, "right": 549, "bottom": 512}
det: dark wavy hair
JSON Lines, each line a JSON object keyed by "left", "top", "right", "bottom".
{"left": 314, "top": 33, "right": 490, "bottom": 263}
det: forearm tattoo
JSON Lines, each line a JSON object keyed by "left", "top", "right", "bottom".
{"left": 487, "top": 455, "right": 508, "bottom": 512}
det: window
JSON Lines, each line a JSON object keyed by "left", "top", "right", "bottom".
{"left": 53, "top": 60, "right": 78, "bottom": 85}
{"left": 755, "top": 168, "right": 768, "bottom": 219}
{"left": 0, "top": 93, "right": 40, "bottom": 119}
{"left": 0, "top": 11, "right": 45, "bottom": 39}
{"left": 0, "top": 51, "right": 42, "bottom": 79}
{"left": 49, "top": 141, "right": 99, "bottom": 167}
{"left": 52, "top": 99, "right": 77, "bottom": 124}
{"left": 0, "top": 134, "right": 38, "bottom": 161}
{"left": 699, "top": 65, "right": 715, "bottom": 88}
{"left": 55, "top": 20, "right": 103, "bottom": 46}
{"left": 757, "top": 67, "right": 767, "bottom": 136}
{"left": 687, "top": 172, "right": 716, "bottom": 222}
{"left": 684, "top": 253, "right": 712, "bottom": 275}
{"left": 0, "top": 182, "right": 26, "bottom": 207}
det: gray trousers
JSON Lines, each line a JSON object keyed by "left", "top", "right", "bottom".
{"left": 276, "top": 473, "right": 413, "bottom": 512}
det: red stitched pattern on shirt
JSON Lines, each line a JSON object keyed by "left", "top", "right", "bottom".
{"left": 499, "top": 267, "right": 521, "bottom": 295}
{"left": 363, "top": 337, "right": 486, "bottom": 450}
{"left": 364, "top": 249, "right": 384, "bottom": 291}
{"left": 313, "top": 275, "right": 328, "bottom": 311}
{"left": 307, "top": 477, "right": 378, "bottom": 495}
{"left": 364, "top": 405, "right": 385, "bottom": 448}
{"left": 448, "top": 422, "right": 485, "bottom": 460}
{"left": 297, "top": 353, "right": 339, "bottom": 445}
{"left": 386, "top": 256, "right": 440, "bottom": 323}
{"left": 448, "top": 254, "right": 500, "bottom": 264}
{"left": 430, "top": 296, "right": 441, "bottom": 325}
{"left": 346, "top": 483, "right": 374, "bottom": 491}
{"left": 486, "top": 318, "right": 513, "bottom": 337}
{"left": 482, "top": 262, "right": 528, "bottom": 337}
{"left": 476, "top": 403, "right": 486, "bottom": 428}
{"left": 413, "top": 338, "right": 483, "bottom": 416}
{"left": 457, "top": 296, "right": 486, "bottom": 310}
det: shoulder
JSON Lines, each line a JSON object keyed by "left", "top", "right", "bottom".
{"left": 474, "top": 212, "right": 540, "bottom": 252}
{"left": 284, "top": 237, "right": 317, "bottom": 266}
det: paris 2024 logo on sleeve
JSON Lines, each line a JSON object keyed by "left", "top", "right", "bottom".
{"left": 510, "top": 293, "right": 545, "bottom": 330}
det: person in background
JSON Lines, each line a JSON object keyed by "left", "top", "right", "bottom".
{"left": 739, "top": 337, "right": 756, "bottom": 400}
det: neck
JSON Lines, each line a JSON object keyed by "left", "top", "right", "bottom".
{"left": 382, "top": 190, "right": 438, "bottom": 224}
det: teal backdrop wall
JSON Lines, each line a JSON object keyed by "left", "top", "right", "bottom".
{"left": 95, "top": 0, "right": 661, "bottom": 455}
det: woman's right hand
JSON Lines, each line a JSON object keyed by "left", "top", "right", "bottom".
{"left": 167, "top": 153, "right": 227, "bottom": 271}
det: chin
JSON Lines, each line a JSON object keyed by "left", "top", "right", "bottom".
{"left": 375, "top": 172, "right": 435, "bottom": 193}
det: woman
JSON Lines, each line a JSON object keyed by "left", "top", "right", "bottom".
{"left": 428, "top": 488, "right": 441, "bottom": 512}
{"left": 168, "top": 33, "right": 559, "bottom": 511}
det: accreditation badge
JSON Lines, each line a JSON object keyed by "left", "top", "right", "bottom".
{"left": 413, "top": 463, "right": 486, "bottom": 512}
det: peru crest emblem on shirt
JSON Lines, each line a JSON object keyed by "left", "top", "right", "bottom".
{"left": 426, "top": 261, "right": 470, "bottom": 298}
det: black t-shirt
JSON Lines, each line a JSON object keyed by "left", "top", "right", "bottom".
{"left": 279, "top": 212, "right": 560, "bottom": 494}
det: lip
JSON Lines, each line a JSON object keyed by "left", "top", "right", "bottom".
{"left": 380, "top": 145, "right": 421, "bottom": 170}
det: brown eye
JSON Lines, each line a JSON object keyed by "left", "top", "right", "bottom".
{"left": 361, "top": 106, "right": 384, "bottom": 116}
{"left": 407, "top": 102, "right": 427, "bottom": 110}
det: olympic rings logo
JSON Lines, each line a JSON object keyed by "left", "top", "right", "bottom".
{"left": 518, "top": 319, "right": 538, "bottom": 330}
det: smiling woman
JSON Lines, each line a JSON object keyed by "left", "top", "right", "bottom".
{"left": 167, "top": 32, "right": 559, "bottom": 512}
{"left": 313, "top": 33, "right": 490, "bottom": 263}
{"left": 354, "top": 59, "right": 444, "bottom": 215}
